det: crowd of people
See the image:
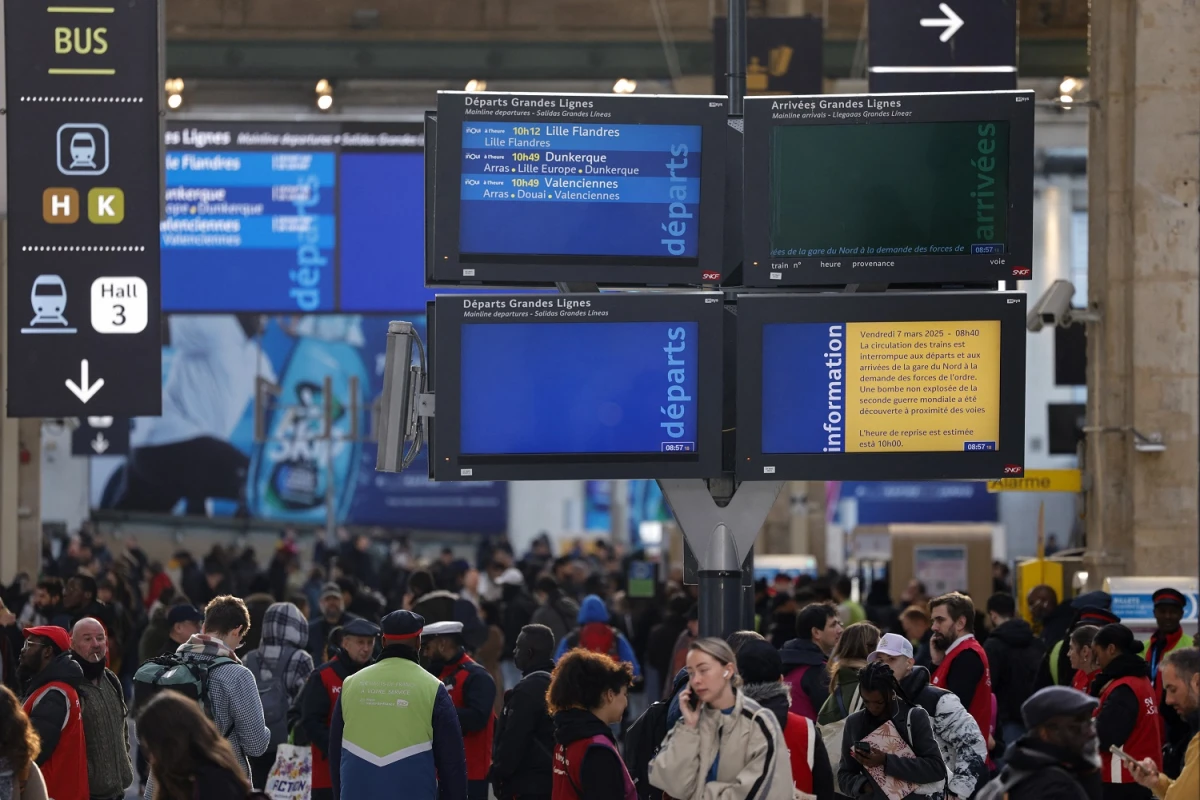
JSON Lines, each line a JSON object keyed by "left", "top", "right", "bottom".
{"left": 0, "top": 527, "right": 1192, "bottom": 800}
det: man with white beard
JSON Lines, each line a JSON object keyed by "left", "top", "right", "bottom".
{"left": 978, "top": 686, "right": 1104, "bottom": 800}
{"left": 71, "top": 618, "right": 133, "bottom": 800}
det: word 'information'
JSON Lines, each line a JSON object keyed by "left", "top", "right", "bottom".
{"left": 763, "top": 320, "right": 1001, "bottom": 454}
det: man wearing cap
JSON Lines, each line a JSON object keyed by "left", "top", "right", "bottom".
{"left": 421, "top": 620, "right": 496, "bottom": 800}
{"left": 986, "top": 686, "right": 1103, "bottom": 800}
{"left": 307, "top": 582, "right": 361, "bottom": 662}
{"left": 162, "top": 604, "right": 204, "bottom": 655}
{"left": 1145, "top": 588, "right": 1194, "bottom": 777}
{"left": 19, "top": 625, "right": 89, "bottom": 800}
{"left": 329, "top": 610, "right": 466, "bottom": 800}
{"left": 870, "top": 632, "right": 989, "bottom": 800}
{"left": 301, "top": 618, "right": 380, "bottom": 800}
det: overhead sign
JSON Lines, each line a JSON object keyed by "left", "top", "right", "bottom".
{"left": 987, "top": 469, "right": 1082, "bottom": 493}
{"left": 868, "top": 0, "right": 1017, "bottom": 93}
{"left": 71, "top": 415, "right": 130, "bottom": 456}
{"left": 4, "top": 0, "right": 163, "bottom": 418}
{"left": 712, "top": 16, "right": 823, "bottom": 96}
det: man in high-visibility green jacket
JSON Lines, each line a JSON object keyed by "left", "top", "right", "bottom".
{"left": 329, "top": 610, "right": 466, "bottom": 800}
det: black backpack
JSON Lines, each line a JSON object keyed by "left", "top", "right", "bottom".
{"left": 623, "top": 671, "right": 689, "bottom": 800}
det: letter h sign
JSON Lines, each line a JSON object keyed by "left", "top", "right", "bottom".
{"left": 42, "top": 187, "right": 124, "bottom": 225}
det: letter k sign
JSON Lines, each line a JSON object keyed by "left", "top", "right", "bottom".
{"left": 87, "top": 188, "right": 124, "bottom": 224}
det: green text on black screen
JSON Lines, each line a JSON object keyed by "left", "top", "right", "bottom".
{"left": 769, "top": 121, "right": 1010, "bottom": 257}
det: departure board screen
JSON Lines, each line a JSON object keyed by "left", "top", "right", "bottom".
{"left": 162, "top": 121, "right": 426, "bottom": 313}
{"left": 430, "top": 92, "right": 728, "bottom": 287}
{"left": 735, "top": 292, "right": 1026, "bottom": 481}
{"left": 430, "top": 291, "right": 724, "bottom": 481}
{"left": 769, "top": 121, "right": 1010, "bottom": 258}
{"left": 742, "top": 91, "right": 1035, "bottom": 288}
{"left": 460, "top": 320, "right": 700, "bottom": 455}
{"left": 458, "top": 122, "right": 703, "bottom": 260}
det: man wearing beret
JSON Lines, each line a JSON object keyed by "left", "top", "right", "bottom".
{"left": 1145, "top": 588, "right": 1195, "bottom": 777}
{"left": 987, "top": 686, "right": 1103, "bottom": 800}
{"left": 300, "top": 618, "right": 381, "bottom": 800}
{"left": 329, "top": 611, "right": 466, "bottom": 800}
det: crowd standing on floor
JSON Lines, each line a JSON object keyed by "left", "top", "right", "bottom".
{"left": 0, "top": 527, "right": 1193, "bottom": 800}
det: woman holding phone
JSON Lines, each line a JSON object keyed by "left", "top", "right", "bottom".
{"left": 649, "top": 638, "right": 793, "bottom": 800}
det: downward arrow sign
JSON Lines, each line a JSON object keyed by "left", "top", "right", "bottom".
{"left": 65, "top": 359, "right": 105, "bottom": 404}
{"left": 91, "top": 433, "right": 109, "bottom": 454}
{"left": 920, "top": 3, "right": 965, "bottom": 42}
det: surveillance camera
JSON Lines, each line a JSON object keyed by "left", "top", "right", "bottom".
{"left": 1026, "top": 280, "right": 1076, "bottom": 332}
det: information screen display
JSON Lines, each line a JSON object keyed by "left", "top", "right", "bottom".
{"left": 460, "top": 320, "right": 700, "bottom": 454}
{"left": 430, "top": 92, "right": 728, "bottom": 287}
{"left": 736, "top": 292, "right": 1026, "bottom": 481}
{"left": 431, "top": 292, "right": 723, "bottom": 481}
{"left": 162, "top": 121, "right": 427, "bottom": 313}
{"left": 459, "top": 123, "right": 703, "bottom": 260}
{"left": 743, "top": 91, "right": 1034, "bottom": 288}
{"left": 770, "top": 122, "right": 1010, "bottom": 257}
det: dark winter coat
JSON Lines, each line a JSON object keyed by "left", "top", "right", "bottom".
{"left": 741, "top": 680, "right": 835, "bottom": 800}
{"left": 837, "top": 700, "right": 947, "bottom": 800}
{"left": 779, "top": 638, "right": 830, "bottom": 717}
{"left": 489, "top": 662, "right": 554, "bottom": 799}
{"left": 984, "top": 618, "right": 1046, "bottom": 725}
{"left": 997, "top": 736, "right": 1103, "bottom": 800}
{"left": 552, "top": 708, "right": 629, "bottom": 800}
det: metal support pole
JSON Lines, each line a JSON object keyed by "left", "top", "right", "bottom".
{"left": 660, "top": 479, "right": 783, "bottom": 640}
{"left": 727, "top": 0, "right": 747, "bottom": 116}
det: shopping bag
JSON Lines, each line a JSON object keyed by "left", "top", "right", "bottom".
{"left": 264, "top": 744, "right": 312, "bottom": 800}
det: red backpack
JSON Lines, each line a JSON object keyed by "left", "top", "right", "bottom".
{"left": 574, "top": 622, "right": 619, "bottom": 659}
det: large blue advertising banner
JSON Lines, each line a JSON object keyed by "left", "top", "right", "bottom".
{"left": 92, "top": 314, "right": 507, "bottom": 532}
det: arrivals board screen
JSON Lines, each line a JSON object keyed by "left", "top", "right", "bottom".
{"left": 430, "top": 292, "right": 723, "bottom": 481}
{"left": 429, "top": 92, "right": 728, "bottom": 287}
{"left": 742, "top": 91, "right": 1034, "bottom": 287}
{"left": 736, "top": 292, "right": 1026, "bottom": 480}
{"left": 162, "top": 121, "right": 427, "bottom": 312}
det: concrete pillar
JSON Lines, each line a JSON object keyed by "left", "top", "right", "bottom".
{"left": 1085, "top": 0, "right": 1200, "bottom": 583}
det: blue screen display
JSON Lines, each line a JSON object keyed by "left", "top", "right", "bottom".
{"left": 761, "top": 322, "right": 837, "bottom": 454}
{"left": 459, "top": 321, "right": 699, "bottom": 454}
{"left": 458, "top": 123, "right": 703, "bottom": 259}
{"left": 162, "top": 147, "right": 433, "bottom": 313}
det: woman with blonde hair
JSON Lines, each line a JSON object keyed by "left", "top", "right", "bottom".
{"left": 649, "top": 637, "right": 793, "bottom": 800}
{"left": 818, "top": 622, "right": 882, "bottom": 727}
{"left": 0, "top": 685, "right": 47, "bottom": 800}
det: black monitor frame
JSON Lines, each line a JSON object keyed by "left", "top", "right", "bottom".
{"left": 430, "top": 291, "right": 724, "bottom": 481}
{"left": 742, "top": 90, "right": 1035, "bottom": 288}
{"left": 428, "top": 91, "right": 728, "bottom": 288}
{"left": 735, "top": 291, "right": 1026, "bottom": 480}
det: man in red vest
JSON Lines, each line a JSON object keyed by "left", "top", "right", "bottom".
{"left": 299, "top": 618, "right": 379, "bottom": 800}
{"left": 422, "top": 620, "right": 497, "bottom": 800}
{"left": 929, "top": 592, "right": 994, "bottom": 749}
{"left": 19, "top": 625, "right": 89, "bottom": 800}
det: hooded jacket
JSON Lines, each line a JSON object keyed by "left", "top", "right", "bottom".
{"left": 985, "top": 618, "right": 1046, "bottom": 725}
{"left": 553, "top": 708, "right": 631, "bottom": 800}
{"left": 741, "top": 680, "right": 835, "bottom": 800}
{"left": 899, "top": 666, "right": 988, "bottom": 799}
{"left": 649, "top": 689, "right": 794, "bottom": 800}
{"left": 779, "top": 638, "right": 829, "bottom": 719}
{"left": 553, "top": 596, "right": 641, "bottom": 678}
{"left": 489, "top": 660, "right": 554, "bottom": 798}
{"left": 995, "top": 736, "right": 1103, "bottom": 800}
{"left": 837, "top": 700, "right": 946, "bottom": 800}
{"left": 248, "top": 601, "right": 315, "bottom": 705}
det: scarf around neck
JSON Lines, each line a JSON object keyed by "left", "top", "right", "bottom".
{"left": 176, "top": 633, "right": 241, "bottom": 663}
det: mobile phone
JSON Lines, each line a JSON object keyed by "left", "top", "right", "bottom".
{"left": 1109, "top": 745, "right": 1142, "bottom": 769}
{"left": 686, "top": 685, "right": 701, "bottom": 712}
{"left": 854, "top": 742, "right": 872, "bottom": 756}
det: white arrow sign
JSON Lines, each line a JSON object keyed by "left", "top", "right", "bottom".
{"left": 65, "top": 359, "right": 105, "bottom": 404}
{"left": 921, "top": 3, "right": 964, "bottom": 42}
{"left": 91, "top": 433, "right": 109, "bottom": 454}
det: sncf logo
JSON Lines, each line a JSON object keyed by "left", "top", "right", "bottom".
{"left": 332, "top": 686, "right": 341, "bottom": 694}
{"left": 701, "top": 271, "right": 722, "bottom": 281}
{"left": 1004, "top": 465, "right": 1024, "bottom": 475}
{"left": 1010, "top": 267, "right": 1031, "bottom": 278}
